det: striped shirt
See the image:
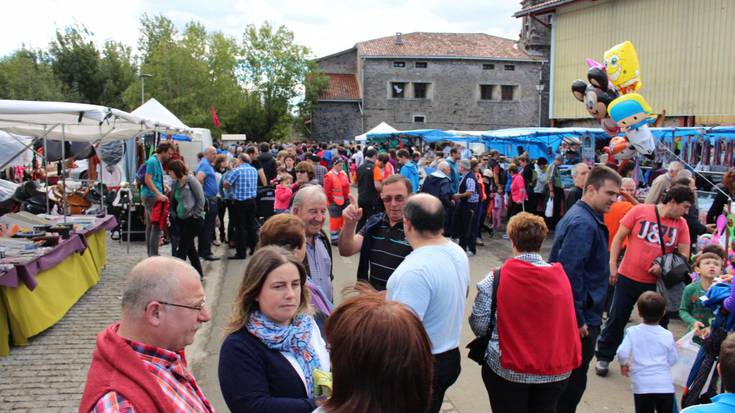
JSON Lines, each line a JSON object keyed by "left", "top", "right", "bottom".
{"left": 469, "top": 253, "right": 571, "bottom": 384}
{"left": 90, "top": 340, "right": 214, "bottom": 413}
{"left": 359, "top": 214, "right": 412, "bottom": 290}
{"left": 225, "top": 163, "right": 258, "bottom": 201}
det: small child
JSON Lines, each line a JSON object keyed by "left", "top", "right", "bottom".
{"left": 617, "top": 291, "right": 677, "bottom": 413}
{"left": 273, "top": 174, "right": 293, "bottom": 214}
{"left": 680, "top": 252, "right": 719, "bottom": 344}
{"left": 492, "top": 188, "right": 505, "bottom": 233}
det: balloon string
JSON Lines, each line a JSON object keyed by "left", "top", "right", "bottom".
{"left": 657, "top": 142, "right": 733, "bottom": 202}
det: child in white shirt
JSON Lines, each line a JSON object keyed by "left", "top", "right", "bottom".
{"left": 617, "top": 291, "right": 678, "bottom": 413}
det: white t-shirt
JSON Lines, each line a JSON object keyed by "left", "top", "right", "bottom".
{"left": 616, "top": 323, "right": 677, "bottom": 394}
{"left": 387, "top": 241, "right": 470, "bottom": 354}
{"left": 281, "top": 321, "right": 330, "bottom": 397}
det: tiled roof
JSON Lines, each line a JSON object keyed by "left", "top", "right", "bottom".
{"left": 319, "top": 73, "right": 360, "bottom": 101}
{"left": 513, "top": 0, "right": 581, "bottom": 17}
{"left": 356, "top": 32, "right": 534, "bottom": 60}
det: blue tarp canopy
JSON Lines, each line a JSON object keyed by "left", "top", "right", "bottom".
{"left": 366, "top": 126, "right": 735, "bottom": 158}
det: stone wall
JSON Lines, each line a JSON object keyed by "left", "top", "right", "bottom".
{"left": 316, "top": 49, "right": 357, "bottom": 74}
{"left": 361, "top": 58, "right": 544, "bottom": 131}
{"left": 312, "top": 101, "right": 362, "bottom": 142}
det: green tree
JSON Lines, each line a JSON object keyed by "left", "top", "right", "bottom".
{"left": 240, "top": 22, "right": 312, "bottom": 140}
{"left": 48, "top": 24, "right": 103, "bottom": 103}
{"left": 0, "top": 48, "right": 66, "bottom": 101}
{"left": 97, "top": 41, "right": 137, "bottom": 109}
{"left": 138, "top": 14, "right": 177, "bottom": 64}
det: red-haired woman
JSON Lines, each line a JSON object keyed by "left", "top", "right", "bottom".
{"left": 314, "top": 288, "right": 433, "bottom": 413}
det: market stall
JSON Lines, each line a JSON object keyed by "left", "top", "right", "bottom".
{"left": 0, "top": 99, "right": 192, "bottom": 356}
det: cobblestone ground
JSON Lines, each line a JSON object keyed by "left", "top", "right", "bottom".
{"left": 0, "top": 237, "right": 147, "bottom": 412}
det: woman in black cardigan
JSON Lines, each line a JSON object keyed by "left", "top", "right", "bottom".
{"left": 218, "top": 246, "right": 330, "bottom": 413}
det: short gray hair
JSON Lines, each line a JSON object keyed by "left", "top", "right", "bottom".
{"left": 291, "top": 185, "right": 326, "bottom": 209}
{"left": 668, "top": 161, "right": 684, "bottom": 174}
{"left": 121, "top": 257, "right": 199, "bottom": 317}
{"left": 571, "top": 163, "right": 589, "bottom": 178}
{"left": 459, "top": 159, "right": 471, "bottom": 169}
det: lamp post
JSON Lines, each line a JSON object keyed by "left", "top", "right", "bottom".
{"left": 139, "top": 73, "right": 152, "bottom": 105}
{"left": 536, "top": 83, "right": 545, "bottom": 127}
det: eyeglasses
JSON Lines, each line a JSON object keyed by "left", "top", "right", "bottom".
{"left": 381, "top": 195, "right": 406, "bottom": 204}
{"left": 156, "top": 299, "right": 206, "bottom": 312}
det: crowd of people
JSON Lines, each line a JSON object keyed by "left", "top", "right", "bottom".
{"left": 79, "top": 138, "right": 735, "bottom": 413}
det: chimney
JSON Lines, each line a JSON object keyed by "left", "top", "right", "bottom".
{"left": 395, "top": 32, "right": 403, "bottom": 45}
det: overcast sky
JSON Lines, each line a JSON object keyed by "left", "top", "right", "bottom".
{"left": 2, "top": 0, "right": 523, "bottom": 58}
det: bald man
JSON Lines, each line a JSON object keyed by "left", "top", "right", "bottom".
{"left": 79, "top": 257, "right": 213, "bottom": 413}
{"left": 387, "top": 194, "right": 470, "bottom": 413}
{"left": 566, "top": 163, "right": 591, "bottom": 208}
{"left": 196, "top": 146, "right": 220, "bottom": 261}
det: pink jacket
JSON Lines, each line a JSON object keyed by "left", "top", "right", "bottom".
{"left": 274, "top": 185, "right": 293, "bottom": 210}
{"left": 510, "top": 174, "right": 528, "bottom": 203}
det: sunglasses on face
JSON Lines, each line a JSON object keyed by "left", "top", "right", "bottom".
{"left": 381, "top": 195, "right": 406, "bottom": 204}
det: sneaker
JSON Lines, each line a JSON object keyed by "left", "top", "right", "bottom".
{"left": 476, "top": 239, "right": 485, "bottom": 246}
{"left": 466, "top": 251, "right": 475, "bottom": 257}
{"left": 501, "top": 233, "right": 509, "bottom": 240}
{"left": 595, "top": 360, "right": 609, "bottom": 377}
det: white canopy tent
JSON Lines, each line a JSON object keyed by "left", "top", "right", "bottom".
{"left": 355, "top": 122, "right": 396, "bottom": 142}
{"left": 0, "top": 99, "right": 191, "bottom": 248}
{"left": 130, "top": 98, "right": 193, "bottom": 135}
{"left": 0, "top": 131, "right": 33, "bottom": 168}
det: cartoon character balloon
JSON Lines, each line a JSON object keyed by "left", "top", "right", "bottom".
{"left": 604, "top": 41, "right": 642, "bottom": 95}
{"left": 608, "top": 93, "right": 655, "bottom": 156}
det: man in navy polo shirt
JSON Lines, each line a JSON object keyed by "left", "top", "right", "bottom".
{"left": 196, "top": 146, "right": 220, "bottom": 261}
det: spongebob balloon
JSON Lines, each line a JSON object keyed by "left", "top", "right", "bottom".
{"left": 604, "top": 41, "right": 642, "bottom": 95}
{"left": 608, "top": 93, "right": 655, "bottom": 156}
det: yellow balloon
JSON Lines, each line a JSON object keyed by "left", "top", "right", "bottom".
{"left": 604, "top": 41, "right": 642, "bottom": 94}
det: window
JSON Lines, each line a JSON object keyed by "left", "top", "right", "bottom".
{"left": 413, "top": 83, "right": 428, "bottom": 99}
{"left": 415, "top": 62, "right": 427, "bottom": 68}
{"left": 501, "top": 85, "right": 517, "bottom": 101}
{"left": 482, "top": 63, "right": 495, "bottom": 70}
{"left": 393, "top": 61, "right": 406, "bottom": 68}
{"left": 480, "top": 84, "right": 495, "bottom": 100}
{"left": 391, "top": 82, "right": 406, "bottom": 98}
{"left": 413, "top": 115, "right": 425, "bottom": 123}
{"left": 504, "top": 64, "right": 515, "bottom": 71}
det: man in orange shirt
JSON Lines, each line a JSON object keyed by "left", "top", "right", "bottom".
{"left": 603, "top": 178, "right": 638, "bottom": 250}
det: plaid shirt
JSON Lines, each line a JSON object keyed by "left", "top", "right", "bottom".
{"left": 469, "top": 253, "right": 571, "bottom": 384}
{"left": 90, "top": 340, "right": 214, "bottom": 413}
{"left": 225, "top": 163, "right": 258, "bottom": 201}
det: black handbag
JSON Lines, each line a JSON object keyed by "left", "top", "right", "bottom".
{"left": 653, "top": 205, "right": 690, "bottom": 288}
{"left": 467, "top": 268, "right": 500, "bottom": 365}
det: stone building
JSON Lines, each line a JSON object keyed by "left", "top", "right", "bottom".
{"left": 311, "top": 32, "right": 547, "bottom": 142}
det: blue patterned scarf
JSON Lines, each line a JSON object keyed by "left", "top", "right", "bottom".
{"left": 247, "top": 311, "right": 321, "bottom": 395}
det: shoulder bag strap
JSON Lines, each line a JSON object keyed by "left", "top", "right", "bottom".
{"left": 653, "top": 205, "right": 667, "bottom": 256}
{"left": 487, "top": 267, "right": 501, "bottom": 337}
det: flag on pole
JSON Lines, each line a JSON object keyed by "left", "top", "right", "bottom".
{"left": 210, "top": 105, "right": 221, "bottom": 128}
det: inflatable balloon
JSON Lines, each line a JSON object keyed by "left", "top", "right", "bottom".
{"left": 571, "top": 80, "right": 587, "bottom": 102}
{"left": 604, "top": 41, "right": 642, "bottom": 94}
{"left": 608, "top": 93, "right": 653, "bottom": 132}
{"left": 606, "top": 136, "right": 636, "bottom": 161}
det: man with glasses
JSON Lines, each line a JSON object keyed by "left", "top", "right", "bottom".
{"left": 339, "top": 175, "right": 413, "bottom": 290}
{"left": 80, "top": 256, "right": 214, "bottom": 413}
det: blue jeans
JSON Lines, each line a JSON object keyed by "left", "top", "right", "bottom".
{"left": 595, "top": 274, "right": 669, "bottom": 362}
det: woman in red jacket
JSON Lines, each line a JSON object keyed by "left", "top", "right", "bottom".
{"left": 323, "top": 158, "right": 351, "bottom": 244}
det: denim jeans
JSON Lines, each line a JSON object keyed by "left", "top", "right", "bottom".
{"left": 595, "top": 274, "right": 669, "bottom": 362}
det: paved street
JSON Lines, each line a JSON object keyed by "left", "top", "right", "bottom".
{"left": 1, "top": 231, "right": 687, "bottom": 412}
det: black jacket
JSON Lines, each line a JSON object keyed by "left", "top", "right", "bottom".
{"left": 421, "top": 173, "right": 452, "bottom": 209}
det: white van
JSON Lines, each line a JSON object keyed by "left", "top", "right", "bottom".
{"left": 178, "top": 128, "right": 213, "bottom": 169}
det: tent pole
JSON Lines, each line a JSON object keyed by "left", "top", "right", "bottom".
{"left": 44, "top": 135, "right": 49, "bottom": 214}
{"left": 61, "top": 125, "right": 67, "bottom": 224}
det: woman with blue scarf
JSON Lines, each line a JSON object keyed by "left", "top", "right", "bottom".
{"left": 219, "top": 246, "right": 331, "bottom": 412}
